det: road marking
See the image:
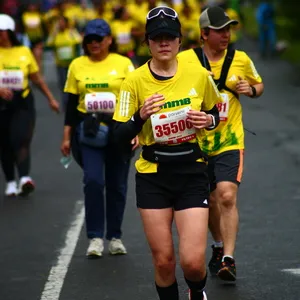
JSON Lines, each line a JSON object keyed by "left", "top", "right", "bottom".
{"left": 282, "top": 268, "right": 300, "bottom": 276}
{"left": 40, "top": 201, "right": 84, "bottom": 300}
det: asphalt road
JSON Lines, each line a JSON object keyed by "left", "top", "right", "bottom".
{"left": 0, "top": 38, "right": 300, "bottom": 300}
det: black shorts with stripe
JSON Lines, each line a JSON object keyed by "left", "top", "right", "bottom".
{"left": 136, "top": 162, "right": 209, "bottom": 211}
{"left": 208, "top": 149, "right": 244, "bottom": 192}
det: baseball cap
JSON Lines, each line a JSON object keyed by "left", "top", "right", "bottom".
{"left": 146, "top": 6, "right": 181, "bottom": 39}
{"left": 200, "top": 6, "right": 238, "bottom": 30}
{"left": 84, "top": 19, "right": 111, "bottom": 37}
{"left": 0, "top": 14, "right": 15, "bottom": 31}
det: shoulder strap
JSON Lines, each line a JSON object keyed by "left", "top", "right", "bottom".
{"left": 193, "top": 46, "right": 239, "bottom": 98}
{"left": 193, "top": 47, "right": 211, "bottom": 71}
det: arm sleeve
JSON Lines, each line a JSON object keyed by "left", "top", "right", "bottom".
{"left": 64, "top": 93, "right": 79, "bottom": 126}
{"left": 112, "top": 76, "right": 145, "bottom": 143}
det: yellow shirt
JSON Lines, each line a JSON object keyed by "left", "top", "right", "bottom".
{"left": 64, "top": 54, "right": 135, "bottom": 113}
{"left": 113, "top": 59, "right": 221, "bottom": 173}
{"left": 0, "top": 46, "right": 39, "bottom": 96}
{"left": 111, "top": 20, "right": 137, "bottom": 55}
{"left": 46, "top": 29, "right": 82, "bottom": 67}
{"left": 178, "top": 49, "right": 262, "bottom": 156}
{"left": 22, "top": 11, "right": 44, "bottom": 42}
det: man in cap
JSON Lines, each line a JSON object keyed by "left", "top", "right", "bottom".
{"left": 178, "top": 6, "right": 264, "bottom": 282}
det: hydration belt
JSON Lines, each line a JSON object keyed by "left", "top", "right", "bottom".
{"left": 142, "top": 143, "right": 207, "bottom": 163}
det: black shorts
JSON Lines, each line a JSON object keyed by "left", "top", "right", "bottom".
{"left": 208, "top": 150, "right": 244, "bottom": 192}
{"left": 136, "top": 163, "right": 209, "bottom": 211}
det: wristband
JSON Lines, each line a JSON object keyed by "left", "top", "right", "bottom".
{"left": 250, "top": 86, "right": 257, "bottom": 98}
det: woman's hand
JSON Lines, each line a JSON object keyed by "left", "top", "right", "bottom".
{"left": 187, "top": 110, "right": 212, "bottom": 129}
{"left": 140, "top": 93, "right": 165, "bottom": 120}
{"left": 131, "top": 136, "right": 140, "bottom": 151}
{"left": 49, "top": 98, "right": 60, "bottom": 113}
{"left": 0, "top": 88, "right": 13, "bottom": 101}
{"left": 61, "top": 138, "right": 71, "bottom": 156}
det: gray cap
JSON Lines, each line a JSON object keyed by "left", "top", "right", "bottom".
{"left": 200, "top": 6, "right": 238, "bottom": 29}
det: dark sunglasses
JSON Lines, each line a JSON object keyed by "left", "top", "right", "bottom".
{"left": 146, "top": 6, "right": 178, "bottom": 20}
{"left": 85, "top": 35, "right": 104, "bottom": 44}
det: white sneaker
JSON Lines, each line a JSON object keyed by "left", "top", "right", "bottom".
{"left": 108, "top": 238, "right": 127, "bottom": 255}
{"left": 5, "top": 181, "right": 18, "bottom": 196}
{"left": 188, "top": 290, "right": 207, "bottom": 300}
{"left": 18, "top": 176, "right": 35, "bottom": 196}
{"left": 86, "top": 238, "right": 104, "bottom": 258}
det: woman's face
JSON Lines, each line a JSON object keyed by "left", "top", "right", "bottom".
{"left": 0, "top": 30, "right": 10, "bottom": 46}
{"left": 148, "top": 34, "right": 180, "bottom": 62}
{"left": 86, "top": 35, "right": 112, "bottom": 57}
{"left": 58, "top": 17, "right": 67, "bottom": 31}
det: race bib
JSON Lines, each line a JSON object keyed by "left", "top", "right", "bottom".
{"left": 0, "top": 70, "right": 24, "bottom": 90}
{"left": 217, "top": 93, "right": 229, "bottom": 121}
{"left": 57, "top": 46, "right": 73, "bottom": 60}
{"left": 26, "top": 17, "right": 40, "bottom": 28}
{"left": 151, "top": 106, "right": 196, "bottom": 144}
{"left": 84, "top": 92, "right": 116, "bottom": 113}
{"left": 117, "top": 33, "right": 131, "bottom": 45}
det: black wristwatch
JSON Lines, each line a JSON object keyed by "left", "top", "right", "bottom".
{"left": 250, "top": 86, "right": 257, "bottom": 98}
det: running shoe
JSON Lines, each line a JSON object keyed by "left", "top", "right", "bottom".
{"left": 86, "top": 238, "right": 104, "bottom": 258}
{"left": 5, "top": 181, "right": 18, "bottom": 197}
{"left": 18, "top": 176, "right": 35, "bottom": 196}
{"left": 188, "top": 290, "right": 208, "bottom": 300}
{"left": 217, "top": 256, "right": 236, "bottom": 282}
{"left": 208, "top": 245, "right": 224, "bottom": 276}
{"left": 108, "top": 238, "right": 127, "bottom": 255}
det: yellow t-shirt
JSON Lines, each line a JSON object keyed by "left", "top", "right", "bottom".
{"left": 111, "top": 20, "right": 137, "bottom": 55}
{"left": 22, "top": 11, "right": 44, "bottom": 42}
{"left": 113, "top": 59, "right": 221, "bottom": 173}
{"left": 46, "top": 29, "right": 82, "bottom": 67}
{"left": 0, "top": 46, "right": 39, "bottom": 95}
{"left": 178, "top": 48, "right": 262, "bottom": 156}
{"left": 64, "top": 53, "right": 135, "bottom": 113}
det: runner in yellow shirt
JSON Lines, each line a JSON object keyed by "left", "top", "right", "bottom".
{"left": 46, "top": 15, "right": 82, "bottom": 110}
{"left": 60, "top": 19, "right": 135, "bottom": 258}
{"left": 178, "top": 6, "right": 264, "bottom": 282}
{"left": 21, "top": 3, "right": 45, "bottom": 70}
{"left": 0, "top": 14, "right": 59, "bottom": 197}
{"left": 113, "top": 6, "right": 220, "bottom": 300}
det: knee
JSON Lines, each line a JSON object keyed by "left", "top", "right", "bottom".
{"left": 153, "top": 253, "right": 176, "bottom": 279}
{"left": 181, "top": 255, "right": 206, "bottom": 278}
{"left": 218, "top": 190, "right": 236, "bottom": 209}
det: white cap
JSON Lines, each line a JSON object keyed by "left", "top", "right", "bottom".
{"left": 0, "top": 14, "right": 15, "bottom": 31}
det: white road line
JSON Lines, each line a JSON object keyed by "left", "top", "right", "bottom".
{"left": 40, "top": 201, "right": 84, "bottom": 300}
{"left": 282, "top": 269, "right": 300, "bottom": 276}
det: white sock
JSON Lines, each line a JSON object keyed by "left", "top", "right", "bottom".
{"left": 213, "top": 241, "right": 223, "bottom": 248}
{"left": 222, "top": 255, "right": 234, "bottom": 262}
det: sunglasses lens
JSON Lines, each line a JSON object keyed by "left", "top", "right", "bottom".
{"left": 147, "top": 7, "right": 177, "bottom": 20}
{"left": 86, "top": 35, "right": 104, "bottom": 43}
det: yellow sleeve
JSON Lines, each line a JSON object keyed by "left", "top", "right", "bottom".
{"left": 64, "top": 61, "right": 79, "bottom": 94}
{"left": 26, "top": 47, "right": 39, "bottom": 74}
{"left": 113, "top": 76, "right": 139, "bottom": 122}
{"left": 70, "top": 29, "right": 82, "bottom": 44}
{"left": 125, "top": 58, "right": 135, "bottom": 76}
{"left": 244, "top": 55, "right": 262, "bottom": 85}
{"left": 202, "top": 75, "right": 221, "bottom": 111}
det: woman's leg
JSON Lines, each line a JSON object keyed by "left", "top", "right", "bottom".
{"left": 9, "top": 95, "right": 36, "bottom": 195}
{"left": 0, "top": 111, "right": 16, "bottom": 195}
{"left": 139, "top": 208, "right": 179, "bottom": 300}
{"left": 175, "top": 208, "right": 208, "bottom": 300}
{"left": 105, "top": 147, "right": 130, "bottom": 241}
{"left": 81, "top": 144, "right": 106, "bottom": 239}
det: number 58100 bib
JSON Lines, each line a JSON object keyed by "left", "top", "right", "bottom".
{"left": 84, "top": 92, "right": 116, "bottom": 113}
{"left": 151, "top": 106, "right": 196, "bottom": 144}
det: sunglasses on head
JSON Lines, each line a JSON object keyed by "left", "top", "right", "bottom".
{"left": 85, "top": 35, "right": 104, "bottom": 44}
{"left": 146, "top": 6, "right": 178, "bottom": 20}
